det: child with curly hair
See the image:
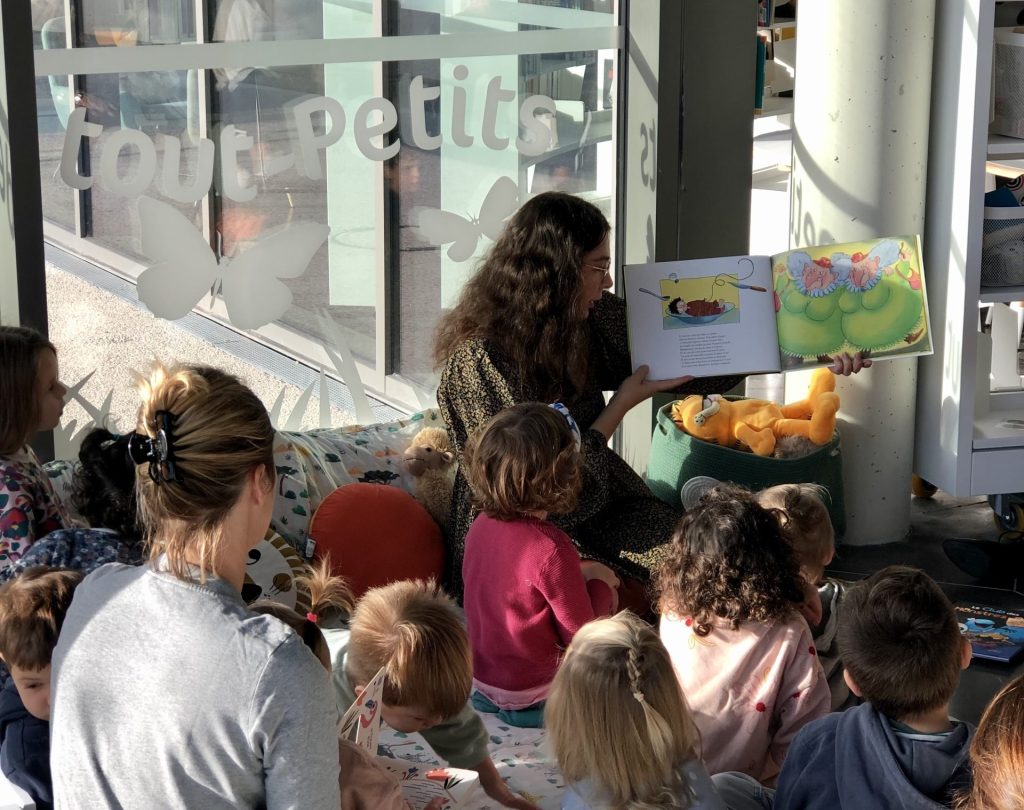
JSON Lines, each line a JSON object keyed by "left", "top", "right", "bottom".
{"left": 462, "top": 402, "right": 620, "bottom": 728}
{"left": 658, "top": 484, "right": 829, "bottom": 785}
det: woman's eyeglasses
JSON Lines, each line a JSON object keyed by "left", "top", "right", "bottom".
{"left": 584, "top": 262, "right": 612, "bottom": 276}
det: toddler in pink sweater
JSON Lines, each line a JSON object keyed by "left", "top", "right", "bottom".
{"left": 658, "top": 483, "right": 829, "bottom": 786}
{"left": 461, "top": 403, "right": 619, "bottom": 728}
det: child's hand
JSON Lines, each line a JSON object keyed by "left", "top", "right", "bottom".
{"left": 580, "top": 560, "right": 620, "bottom": 591}
{"left": 614, "top": 365, "right": 695, "bottom": 411}
{"left": 581, "top": 560, "right": 620, "bottom": 611}
{"left": 424, "top": 800, "right": 446, "bottom": 810}
{"left": 475, "top": 758, "right": 540, "bottom": 810}
{"left": 797, "top": 578, "right": 824, "bottom": 628}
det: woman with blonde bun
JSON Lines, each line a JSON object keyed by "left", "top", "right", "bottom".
{"left": 50, "top": 364, "right": 339, "bottom": 810}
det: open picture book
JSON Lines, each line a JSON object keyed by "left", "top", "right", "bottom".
{"left": 623, "top": 236, "right": 931, "bottom": 380}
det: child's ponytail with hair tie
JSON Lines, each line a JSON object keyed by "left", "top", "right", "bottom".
{"left": 295, "top": 556, "right": 353, "bottom": 626}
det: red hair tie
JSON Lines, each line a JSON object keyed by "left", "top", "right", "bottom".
{"left": 306, "top": 612, "right": 318, "bottom": 624}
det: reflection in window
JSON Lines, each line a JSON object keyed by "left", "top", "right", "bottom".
{"left": 37, "top": 0, "right": 619, "bottom": 409}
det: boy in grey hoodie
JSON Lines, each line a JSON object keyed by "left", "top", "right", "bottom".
{"left": 772, "top": 566, "right": 974, "bottom": 810}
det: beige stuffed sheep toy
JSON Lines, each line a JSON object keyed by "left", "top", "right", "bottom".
{"left": 403, "top": 427, "right": 456, "bottom": 530}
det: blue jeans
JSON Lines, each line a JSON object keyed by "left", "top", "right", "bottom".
{"left": 711, "top": 772, "right": 775, "bottom": 810}
{"left": 470, "top": 691, "right": 545, "bottom": 728}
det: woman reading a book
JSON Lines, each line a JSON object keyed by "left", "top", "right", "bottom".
{"left": 434, "top": 192, "right": 743, "bottom": 602}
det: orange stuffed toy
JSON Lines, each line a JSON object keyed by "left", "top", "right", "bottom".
{"left": 670, "top": 368, "right": 840, "bottom": 457}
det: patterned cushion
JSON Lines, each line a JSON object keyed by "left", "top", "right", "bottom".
{"left": 44, "top": 409, "right": 449, "bottom": 558}
{"left": 271, "top": 409, "right": 446, "bottom": 553}
{"left": 241, "top": 530, "right": 310, "bottom": 612}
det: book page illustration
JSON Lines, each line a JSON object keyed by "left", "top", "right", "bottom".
{"left": 643, "top": 271, "right": 742, "bottom": 330}
{"left": 772, "top": 236, "right": 931, "bottom": 368}
{"left": 625, "top": 255, "right": 779, "bottom": 380}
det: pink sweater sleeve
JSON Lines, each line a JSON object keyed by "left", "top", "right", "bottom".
{"left": 769, "top": 622, "right": 832, "bottom": 777}
{"left": 536, "top": 532, "right": 614, "bottom": 647}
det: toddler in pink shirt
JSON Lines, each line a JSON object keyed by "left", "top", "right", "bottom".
{"left": 658, "top": 483, "right": 829, "bottom": 785}
{"left": 461, "top": 402, "right": 619, "bottom": 727}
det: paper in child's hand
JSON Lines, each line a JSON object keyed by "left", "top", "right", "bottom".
{"left": 339, "top": 665, "right": 386, "bottom": 754}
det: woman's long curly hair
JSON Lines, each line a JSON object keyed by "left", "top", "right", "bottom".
{"left": 433, "top": 191, "right": 610, "bottom": 403}
{"left": 657, "top": 484, "right": 804, "bottom": 636}
{"left": 70, "top": 428, "right": 142, "bottom": 543}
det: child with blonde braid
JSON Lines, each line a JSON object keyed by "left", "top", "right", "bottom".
{"left": 546, "top": 612, "right": 725, "bottom": 810}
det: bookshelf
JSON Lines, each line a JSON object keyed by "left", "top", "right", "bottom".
{"left": 755, "top": 1, "right": 796, "bottom": 119}
{"left": 915, "top": 0, "right": 1024, "bottom": 497}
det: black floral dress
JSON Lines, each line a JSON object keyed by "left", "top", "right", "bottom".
{"left": 437, "top": 292, "right": 741, "bottom": 599}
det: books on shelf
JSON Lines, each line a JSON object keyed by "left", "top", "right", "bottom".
{"left": 623, "top": 236, "right": 931, "bottom": 380}
{"left": 755, "top": 33, "right": 767, "bottom": 115}
{"left": 956, "top": 602, "right": 1024, "bottom": 664}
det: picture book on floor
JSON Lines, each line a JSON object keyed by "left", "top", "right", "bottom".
{"left": 379, "top": 711, "right": 565, "bottom": 809}
{"left": 623, "top": 235, "right": 931, "bottom": 380}
{"left": 955, "top": 603, "right": 1024, "bottom": 664}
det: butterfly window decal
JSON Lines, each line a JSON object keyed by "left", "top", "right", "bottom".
{"left": 136, "top": 196, "right": 330, "bottom": 331}
{"left": 416, "top": 176, "right": 520, "bottom": 262}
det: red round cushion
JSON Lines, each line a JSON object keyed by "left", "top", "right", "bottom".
{"left": 309, "top": 482, "right": 445, "bottom": 601}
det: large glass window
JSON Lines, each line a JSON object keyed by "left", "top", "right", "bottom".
{"left": 34, "top": 0, "right": 621, "bottom": 411}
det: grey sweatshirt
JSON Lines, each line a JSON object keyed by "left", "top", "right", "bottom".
{"left": 50, "top": 560, "right": 341, "bottom": 810}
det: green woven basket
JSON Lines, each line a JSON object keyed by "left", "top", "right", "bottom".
{"left": 646, "top": 400, "right": 846, "bottom": 536}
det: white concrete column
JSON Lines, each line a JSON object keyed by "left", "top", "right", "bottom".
{"left": 786, "top": 0, "right": 935, "bottom": 544}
